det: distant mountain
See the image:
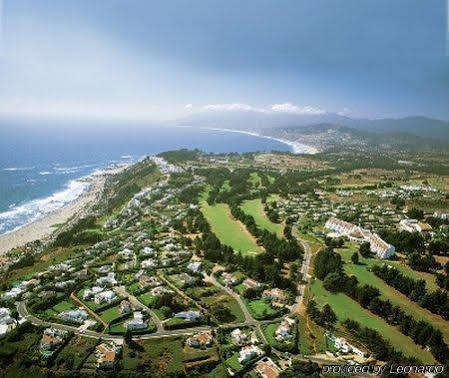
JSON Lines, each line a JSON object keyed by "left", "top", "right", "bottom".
{"left": 174, "top": 110, "right": 449, "bottom": 140}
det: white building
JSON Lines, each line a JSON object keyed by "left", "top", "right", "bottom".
{"left": 94, "top": 290, "right": 117, "bottom": 304}
{"left": 83, "top": 286, "right": 104, "bottom": 301}
{"left": 275, "top": 318, "right": 295, "bottom": 342}
{"left": 141, "top": 258, "right": 157, "bottom": 269}
{"left": 238, "top": 345, "right": 263, "bottom": 363}
{"left": 187, "top": 262, "right": 202, "bottom": 274}
{"left": 59, "top": 308, "right": 88, "bottom": 324}
{"left": 0, "top": 307, "right": 17, "bottom": 338}
{"left": 96, "top": 273, "right": 117, "bottom": 286}
{"left": 174, "top": 311, "right": 202, "bottom": 321}
{"left": 125, "top": 312, "right": 147, "bottom": 330}
{"left": 325, "top": 217, "right": 395, "bottom": 259}
{"left": 399, "top": 219, "right": 432, "bottom": 233}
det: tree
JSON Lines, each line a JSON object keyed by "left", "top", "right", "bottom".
{"left": 321, "top": 304, "right": 337, "bottom": 326}
{"left": 351, "top": 252, "right": 359, "bottom": 264}
{"left": 359, "top": 242, "right": 371, "bottom": 258}
{"left": 323, "top": 272, "right": 345, "bottom": 293}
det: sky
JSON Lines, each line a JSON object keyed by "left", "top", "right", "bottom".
{"left": 0, "top": 0, "right": 448, "bottom": 123}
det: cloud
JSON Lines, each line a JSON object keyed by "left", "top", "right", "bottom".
{"left": 184, "top": 104, "right": 193, "bottom": 110}
{"left": 202, "top": 103, "right": 265, "bottom": 112}
{"left": 201, "top": 102, "right": 326, "bottom": 115}
{"left": 270, "top": 102, "right": 326, "bottom": 115}
{"left": 337, "top": 107, "right": 351, "bottom": 116}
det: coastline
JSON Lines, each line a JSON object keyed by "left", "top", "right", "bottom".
{"left": 0, "top": 167, "right": 125, "bottom": 255}
{"left": 196, "top": 126, "right": 319, "bottom": 154}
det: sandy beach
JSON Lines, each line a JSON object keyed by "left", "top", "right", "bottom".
{"left": 0, "top": 174, "right": 106, "bottom": 255}
{"left": 196, "top": 126, "right": 319, "bottom": 154}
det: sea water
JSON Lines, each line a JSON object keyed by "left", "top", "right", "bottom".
{"left": 0, "top": 122, "right": 292, "bottom": 235}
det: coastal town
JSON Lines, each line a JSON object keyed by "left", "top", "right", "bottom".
{"left": 1, "top": 149, "right": 449, "bottom": 377}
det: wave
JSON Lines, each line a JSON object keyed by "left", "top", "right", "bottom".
{"left": 39, "top": 171, "right": 52, "bottom": 176}
{"left": 0, "top": 179, "right": 91, "bottom": 235}
{"left": 2, "top": 166, "right": 34, "bottom": 172}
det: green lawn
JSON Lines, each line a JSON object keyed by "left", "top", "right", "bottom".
{"left": 225, "top": 352, "right": 244, "bottom": 373}
{"left": 100, "top": 306, "right": 122, "bottom": 323}
{"left": 310, "top": 279, "right": 435, "bottom": 363}
{"left": 248, "top": 172, "right": 262, "bottom": 188}
{"left": 336, "top": 243, "right": 449, "bottom": 344}
{"left": 138, "top": 292, "right": 157, "bottom": 307}
{"left": 52, "top": 300, "right": 75, "bottom": 313}
{"left": 241, "top": 198, "right": 284, "bottom": 238}
{"left": 246, "top": 299, "right": 279, "bottom": 320}
{"left": 201, "top": 202, "right": 263, "bottom": 256}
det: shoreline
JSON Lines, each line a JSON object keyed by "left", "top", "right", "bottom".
{"left": 195, "top": 126, "right": 319, "bottom": 154}
{"left": 0, "top": 167, "right": 125, "bottom": 255}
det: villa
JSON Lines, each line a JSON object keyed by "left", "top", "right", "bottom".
{"left": 151, "top": 286, "right": 173, "bottom": 296}
{"left": 119, "top": 300, "right": 132, "bottom": 314}
{"left": 186, "top": 331, "right": 213, "bottom": 348}
{"left": 95, "top": 342, "right": 121, "bottom": 370}
{"left": 275, "top": 318, "right": 295, "bottom": 342}
{"left": 262, "top": 288, "right": 287, "bottom": 303}
{"left": 83, "top": 286, "right": 104, "bottom": 301}
{"left": 96, "top": 272, "right": 117, "bottom": 286}
{"left": 231, "top": 328, "right": 248, "bottom": 345}
{"left": 174, "top": 311, "right": 202, "bottom": 322}
{"left": 255, "top": 357, "right": 281, "bottom": 378}
{"left": 238, "top": 345, "right": 263, "bottom": 363}
{"left": 222, "top": 272, "right": 239, "bottom": 286}
{"left": 40, "top": 328, "right": 69, "bottom": 358}
{"left": 399, "top": 219, "right": 432, "bottom": 233}
{"left": 59, "top": 308, "right": 88, "bottom": 324}
{"left": 243, "top": 278, "right": 261, "bottom": 289}
{"left": 187, "top": 261, "right": 202, "bottom": 274}
{"left": 141, "top": 258, "right": 157, "bottom": 269}
{"left": 0, "top": 307, "right": 17, "bottom": 338}
{"left": 94, "top": 290, "right": 117, "bottom": 304}
{"left": 125, "top": 312, "right": 147, "bottom": 330}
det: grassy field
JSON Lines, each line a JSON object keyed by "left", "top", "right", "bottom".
{"left": 241, "top": 198, "right": 284, "bottom": 238}
{"left": 310, "top": 279, "right": 435, "bottom": 363}
{"left": 246, "top": 299, "right": 279, "bottom": 320}
{"left": 201, "top": 201, "right": 263, "bottom": 256}
{"left": 100, "top": 306, "right": 122, "bottom": 323}
{"left": 336, "top": 243, "right": 449, "bottom": 344}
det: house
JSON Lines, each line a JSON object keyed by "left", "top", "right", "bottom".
{"left": 59, "top": 308, "right": 88, "bottom": 324}
{"left": 95, "top": 342, "right": 121, "bottom": 370}
{"left": 40, "top": 328, "right": 69, "bottom": 357}
{"left": 94, "top": 290, "right": 117, "bottom": 304}
{"left": 399, "top": 219, "right": 432, "bottom": 233}
{"left": 96, "top": 273, "right": 117, "bottom": 286}
{"left": 141, "top": 258, "right": 157, "bottom": 269}
{"left": 125, "top": 312, "right": 147, "bottom": 330}
{"left": 238, "top": 345, "right": 263, "bottom": 363}
{"left": 243, "top": 278, "right": 261, "bottom": 289}
{"left": 186, "top": 331, "right": 213, "bottom": 348}
{"left": 231, "top": 328, "right": 248, "bottom": 345}
{"left": 174, "top": 311, "right": 202, "bottom": 322}
{"left": 275, "top": 318, "right": 295, "bottom": 341}
{"left": 262, "top": 288, "right": 287, "bottom": 303}
{"left": 55, "top": 280, "right": 76, "bottom": 290}
{"left": 142, "top": 246, "right": 155, "bottom": 256}
{"left": 332, "top": 336, "right": 366, "bottom": 358}
{"left": 118, "top": 248, "right": 134, "bottom": 260}
{"left": 2, "top": 287, "right": 23, "bottom": 301}
{"left": 187, "top": 262, "right": 202, "bottom": 274}
{"left": 119, "top": 300, "right": 132, "bottom": 314}
{"left": 222, "top": 272, "right": 239, "bottom": 286}
{"left": 138, "top": 274, "right": 161, "bottom": 290}
{"left": 255, "top": 357, "right": 280, "bottom": 378}
{"left": 0, "top": 308, "right": 17, "bottom": 338}
{"left": 97, "top": 265, "right": 111, "bottom": 274}
{"left": 83, "top": 286, "right": 104, "bottom": 301}
{"left": 151, "top": 286, "right": 173, "bottom": 296}
{"left": 178, "top": 273, "right": 195, "bottom": 287}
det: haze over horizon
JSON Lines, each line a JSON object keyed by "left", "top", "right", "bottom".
{"left": 1, "top": 0, "right": 449, "bottom": 124}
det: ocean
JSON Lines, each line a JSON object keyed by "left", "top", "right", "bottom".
{"left": 0, "top": 123, "right": 291, "bottom": 235}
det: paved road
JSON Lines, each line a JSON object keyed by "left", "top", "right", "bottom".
{"left": 291, "top": 226, "right": 313, "bottom": 313}
{"left": 114, "top": 286, "right": 164, "bottom": 333}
